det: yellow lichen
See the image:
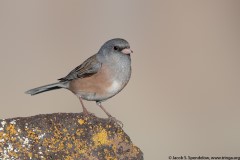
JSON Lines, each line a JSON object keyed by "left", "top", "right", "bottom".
{"left": 63, "top": 128, "right": 68, "bottom": 132}
{"left": 65, "top": 155, "right": 74, "bottom": 160}
{"left": 35, "top": 154, "right": 39, "bottom": 158}
{"left": 27, "top": 129, "right": 39, "bottom": 143}
{"left": 92, "top": 129, "right": 110, "bottom": 146}
{"left": 78, "top": 119, "right": 85, "bottom": 125}
{"left": 58, "top": 141, "right": 65, "bottom": 150}
{"left": 28, "top": 152, "right": 32, "bottom": 158}
{"left": 74, "top": 139, "right": 87, "bottom": 154}
{"left": 8, "top": 150, "right": 18, "bottom": 158}
{"left": 6, "top": 124, "right": 17, "bottom": 135}
{"left": 67, "top": 143, "right": 72, "bottom": 149}
{"left": 76, "top": 128, "right": 83, "bottom": 136}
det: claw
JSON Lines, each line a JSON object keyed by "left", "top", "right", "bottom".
{"left": 108, "top": 116, "right": 123, "bottom": 128}
{"left": 96, "top": 102, "right": 123, "bottom": 127}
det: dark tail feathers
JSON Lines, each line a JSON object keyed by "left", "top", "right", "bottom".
{"left": 25, "top": 82, "right": 67, "bottom": 95}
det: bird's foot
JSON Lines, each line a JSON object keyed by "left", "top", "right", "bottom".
{"left": 108, "top": 116, "right": 123, "bottom": 128}
{"left": 83, "top": 110, "right": 89, "bottom": 116}
{"left": 82, "top": 111, "right": 96, "bottom": 118}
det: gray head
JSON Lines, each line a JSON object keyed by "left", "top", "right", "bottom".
{"left": 99, "top": 38, "right": 133, "bottom": 57}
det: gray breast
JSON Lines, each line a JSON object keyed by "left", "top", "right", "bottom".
{"left": 105, "top": 54, "right": 131, "bottom": 95}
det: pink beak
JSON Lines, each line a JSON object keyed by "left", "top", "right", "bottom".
{"left": 121, "top": 48, "right": 133, "bottom": 55}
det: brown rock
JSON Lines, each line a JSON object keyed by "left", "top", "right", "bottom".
{"left": 0, "top": 113, "right": 143, "bottom": 160}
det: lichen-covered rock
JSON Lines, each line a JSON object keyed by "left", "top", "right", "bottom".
{"left": 0, "top": 113, "right": 143, "bottom": 160}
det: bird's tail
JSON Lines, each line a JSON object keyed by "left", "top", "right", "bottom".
{"left": 25, "top": 82, "right": 67, "bottom": 96}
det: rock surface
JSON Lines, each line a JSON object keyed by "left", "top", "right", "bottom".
{"left": 0, "top": 113, "right": 143, "bottom": 160}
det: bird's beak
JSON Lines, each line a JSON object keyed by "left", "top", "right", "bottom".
{"left": 121, "top": 48, "right": 133, "bottom": 55}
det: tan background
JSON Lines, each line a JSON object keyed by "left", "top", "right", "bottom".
{"left": 0, "top": 0, "right": 240, "bottom": 159}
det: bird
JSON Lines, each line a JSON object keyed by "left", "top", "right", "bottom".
{"left": 25, "top": 38, "right": 133, "bottom": 122}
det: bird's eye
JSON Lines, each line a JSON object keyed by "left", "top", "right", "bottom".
{"left": 113, "top": 46, "right": 119, "bottom": 51}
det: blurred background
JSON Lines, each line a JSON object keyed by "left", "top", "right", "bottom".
{"left": 0, "top": 0, "right": 240, "bottom": 159}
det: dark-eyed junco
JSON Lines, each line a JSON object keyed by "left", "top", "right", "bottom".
{"left": 26, "top": 38, "right": 133, "bottom": 120}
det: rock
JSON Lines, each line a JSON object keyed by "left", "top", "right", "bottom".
{"left": 0, "top": 113, "right": 143, "bottom": 160}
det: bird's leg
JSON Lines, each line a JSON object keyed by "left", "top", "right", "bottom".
{"left": 96, "top": 102, "right": 112, "bottom": 117}
{"left": 78, "top": 97, "right": 89, "bottom": 116}
{"left": 96, "top": 102, "right": 123, "bottom": 127}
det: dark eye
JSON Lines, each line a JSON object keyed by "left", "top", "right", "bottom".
{"left": 113, "top": 46, "right": 119, "bottom": 51}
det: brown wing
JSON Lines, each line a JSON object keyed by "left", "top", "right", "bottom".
{"left": 58, "top": 54, "right": 102, "bottom": 82}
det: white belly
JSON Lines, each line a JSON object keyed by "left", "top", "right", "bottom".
{"left": 107, "top": 80, "right": 122, "bottom": 94}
